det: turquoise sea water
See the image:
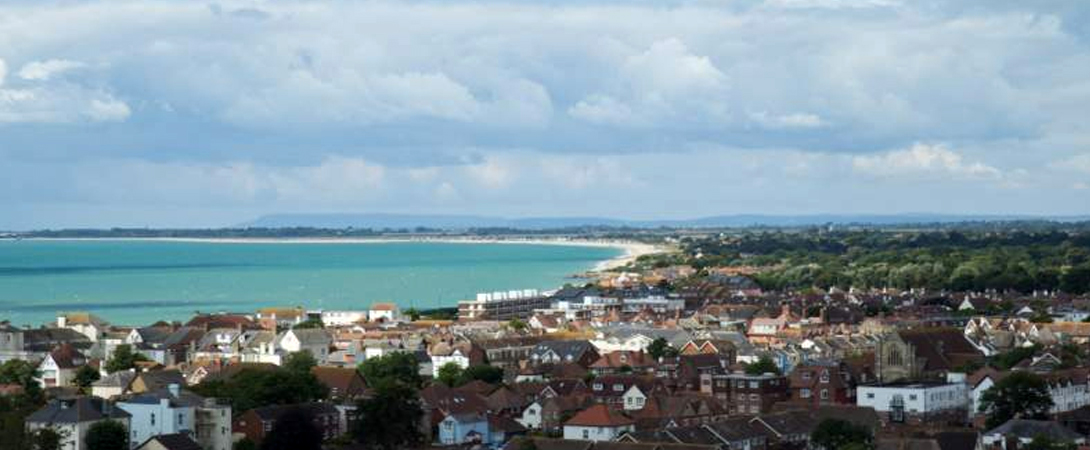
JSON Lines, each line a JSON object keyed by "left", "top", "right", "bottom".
{"left": 0, "top": 240, "right": 620, "bottom": 327}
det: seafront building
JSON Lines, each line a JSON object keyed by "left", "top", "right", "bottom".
{"left": 457, "top": 289, "right": 549, "bottom": 321}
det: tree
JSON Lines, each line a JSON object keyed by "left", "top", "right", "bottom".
{"left": 105, "top": 345, "right": 149, "bottom": 373}
{"left": 507, "top": 319, "right": 528, "bottom": 331}
{"left": 233, "top": 439, "right": 257, "bottom": 450}
{"left": 353, "top": 381, "right": 424, "bottom": 450}
{"left": 979, "top": 371, "right": 1054, "bottom": 429}
{"left": 284, "top": 351, "right": 318, "bottom": 375}
{"left": 810, "top": 418, "right": 873, "bottom": 450}
{"left": 436, "top": 363, "right": 463, "bottom": 387}
{"left": 357, "top": 352, "right": 421, "bottom": 388}
{"left": 291, "top": 319, "right": 324, "bottom": 330}
{"left": 74, "top": 366, "right": 101, "bottom": 392}
{"left": 745, "top": 356, "right": 781, "bottom": 375}
{"left": 404, "top": 308, "right": 421, "bottom": 321}
{"left": 191, "top": 367, "right": 328, "bottom": 413}
{"left": 1061, "top": 263, "right": 1090, "bottom": 294}
{"left": 28, "top": 428, "right": 65, "bottom": 450}
{"left": 259, "top": 407, "right": 322, "bottom": 450}
{"left": 646, "top": 338, "right": 677, "bottom": 360}
{"left": 1024, "top": 434, "right": 1077, "bottom": 450}
{"left": 459, "top": 365, "right": 504, "bottom": 385}
{"left": 85, "top": 420, "right": 128, "bottom": 450}
{"left": 0, "top": 360, "right": 39, "bottom": 387}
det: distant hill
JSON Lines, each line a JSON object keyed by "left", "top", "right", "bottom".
{"left": 240, "top": 213, "right": 1090, "bottom": 230}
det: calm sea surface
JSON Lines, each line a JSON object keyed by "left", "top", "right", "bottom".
{"left": 0, "top": 240, "right": 620, "bottom": 327}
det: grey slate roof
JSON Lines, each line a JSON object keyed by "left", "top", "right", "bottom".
{"left": 92, "top": 370, "right": 137, "bottom": 389}
{"left": 985, "top": 419, "right": 1084, "bottom": 441}
{"left": 27, "top": 397, "right": 131, "bottom": 424}
{"left": 121, "top": 386, "right": 206, "bottom": 407}
{"left": 136, "top": 433, "right": 202, "bottom": 450}
{"left": 22, "top": 328, "right": 92, "bottom": 352}
{"left": 532, "top": 340, "right": 595, "bottom": 360}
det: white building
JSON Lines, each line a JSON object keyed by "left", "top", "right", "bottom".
{"left": 857, "top": 380, "right": 968, "bottom": 424}
{"left": 57, "top": 313, "right": 109, "bottom": 342}
{"left": 26, "top": 397, "right": 132, "bottom": 450}
{"left": 368, "top": 303, "right": 402, "bottom": 323}
{"left": 117, "top": 384, "right": 231, "bottom": 450}
{"left": 562, "top": 404, "right": 635, "bottom": 442}
{"left": 319, "top": 310, "right": 368, "bottom": 327}
{"left": 277, "top": 328, "right": 332, "bottom": 363}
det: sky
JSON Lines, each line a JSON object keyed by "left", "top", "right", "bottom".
{"left": 1, "top": 0, "right": 1090, "bottom": 229}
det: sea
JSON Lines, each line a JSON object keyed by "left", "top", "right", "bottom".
{"left": 0, "top": 239, "right": 621, "bottom": 327}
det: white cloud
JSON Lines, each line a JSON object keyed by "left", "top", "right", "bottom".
{"left": 748, "top": 111, "right": 826, "bottom": 129}
{"left": 18, "top": 59, "right": 86, "bottom": 81}
{"left": 851, "top": 143, "right": 1002, "bottom": 180}
{"left": 1050, "top": 154, "right": 1090, "bottom": 174}
{"left": 0, "top": 59, "right": 6, "bottom": 87}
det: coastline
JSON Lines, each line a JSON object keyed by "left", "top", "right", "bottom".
{"left": 19, "top": 236, "right": 666, "bottom": 273}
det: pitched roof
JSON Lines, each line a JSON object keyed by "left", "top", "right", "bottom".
{"left": 310, "top": 366, "right": 367, "bottom": 397}
{"left": 249, "top": 402, "right": 339, "bottom": 421}
{"left": 565, "top": 404, "right": 636, "bottom": 427}
{"left": 27, "top": 397, "right": 131, "bottom": 424}
{"left": 897, "top": 328, "right": 983, "bottom": 372}
{"left": 48, "top": 343, "right": 86, "bottom": 369}
{"left": 985, "top": 419, "right": 1084, "bottom": 441}
{"left": 136, "top": 433, "right": 202, "bottom": 450}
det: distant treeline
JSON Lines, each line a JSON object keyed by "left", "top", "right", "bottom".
{"left": 679, "top": 228, "right": 1090, "bottom": 294}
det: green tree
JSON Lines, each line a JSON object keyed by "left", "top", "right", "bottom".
{"left": 357, "top": 352, "right": 421, "bottom": 388}
{"left": 291, "top": 319, "right": 324, "bottom": 330}
{"left": 646, "top": 338, "right": 677, "bottom": 360}
{"left": 459, "top": 365, "right": 504, "bottom": 385}
{"left": 233, "top": 438, "right": 257, "bottom": 450}
{"left": 283, "top": 351, "right": 318, "bottom": 375}
{"left": 810, "top": 418, "right": 873, "bottom": 450}
{"left": 0, "top": 360, "right": 39, "bottom": 387}
{"left": 191, "top": 367, "right": 328, "bottom": 413}
{"left": 404, "top": 308, "right": 421, "bottom": 321}
{"left": 1061, "top": 263, "right": 1090, "bottom": 294}
{"left": 85, "top": 420, "right": 128, "bottom": 450}
{"left": 436, "top": 363, "right": 464, "bottom": 387}
{"left": 28, "top": 428, "right": 65, "bottom": 450}
{"left": 353, "top": 381, "right": 424, "bottom": 450}
{"left": 745, "top": 356, "right": 781, "bottom": 375}
{"left": 74, "top": 366, "right": 101, "bottom": 392}
{"left": 1023, "top": 434, "right": 1077, "bottom": 450}
{"left": 105, "top": 345, "right": 149, "bottom": 373}
{"left": 259, "top": 407, "right": 322, "bottom": 450}
{"left": 979, "top": 371, "right": 1054, "bottom": 429}
{"left": 507, "top": 319, "right": 528, "bottom": 331}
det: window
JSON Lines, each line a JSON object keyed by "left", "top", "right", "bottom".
{"left": 866, "top": 393, "right": 875, "bottom": 399}
{"left": 178, "top": 413, "right": 184, "bottom": 425}
{"left": 593, "top": 383, "right": 603, "bottom": 391}
{"left": 151, "top": 413, "right": 156, "bottom": 427}
{"left": 802, "top": 371, "right": 811, "bottom": 380}
{"left": 749, "top": 381, "right": 759, "bottom": 389}
{"left": 909, "top": 394, "right": 917, "bottom": 401}
{"left": 800, "top": 389, "right": 811, "bottom": 398}
{"left": 820, "top": 371, "right": 829, "bottom": 383}
{"left": 613, "top": 384, "right": 624, "bottom": 392}
{"left": 582, "top": 430, "right": 589, "bottom": 439}
{"left": 820, "top": 389, "right": 829, "bottom": 400}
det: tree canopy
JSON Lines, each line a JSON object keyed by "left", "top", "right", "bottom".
{"left": 85, "top": 421, "right": 128, "bottom": 450}
{"left": 435, "top": 363, "right": 504, "bottom": 387}
{"left": 191, "top": 365, "right": 328, "bottom": 412}
{"left": 259, "top": 407, "right": 322, "bottom": 450}
{"left": 810, "top": 418, "right": 874, "bottom": 450}
{"left": 105, "top": 345, "right": 150, "bottom": 373}
{"left": 979, "top": 371, "right": 1054, "bottom": 429}
{"left": 353, "top": 381, "right": 424, "bottom": 450}
{"left": 646, "top": 338, "right": 678, "bottom": 360}
{"left": 745, "top": 356, "right": 781, "bottom": 375}
{"left": 357, "top": 352, "right": 421, "bottom": 389}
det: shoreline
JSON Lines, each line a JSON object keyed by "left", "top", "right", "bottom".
{"left": 18, "top": 236, "right": 666, "bottom": 273}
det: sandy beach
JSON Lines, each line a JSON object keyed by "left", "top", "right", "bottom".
{"left": 23, "top": 236, "right": 666, "bottom": 273}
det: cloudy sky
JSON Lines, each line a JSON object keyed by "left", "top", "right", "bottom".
{"left": 2, "top": 0, "right": 1089, "bottom": 229}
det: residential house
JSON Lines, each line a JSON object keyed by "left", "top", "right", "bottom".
{"left": 319, "top": 310, "right": 368, "bottom": 327}
{"left": 37, "top": 343, "right": 87, "bottom": 388}
{"left": 587, "top": 375, "right": 656, "bottom": 411}
{"left": 875, "top": 328, "right": 983, "bottom": 382}
{"left": 133, "top": 434, "right": 202, "bottom": 450}
{"left": 530, "top": 341, "right": 600, "bottom": 367}
{"left": 700, "top": 372, "right": 789, "bottom": 416}
{"left": 589, "top": 351, "right": 655, "bottom": 376}
{"left": 310, "top": 366, "right": 368, "bottom": 402}
{"left": 787, "top": 360, "right": 856, "bottom": 406}
{"left": 429, "top": 340, "right": 485, "bottom": 377}
{"left": 368, "top": 303, "right": 402, "bottom": 323}
{"left": 277, "top": 328, "right": 332, "bottom": 363}
{"left": 233, "top": 403, "right": 341, "bottom": 444}
{"left": 0, "top": 321, "right": 26, "bottom": 363}
{"left": 57, "top": 313, "right": 109, "bottom": 342}
{"left": 746, "top": 305, "right": 797, "bottom": 344}
{"left": 982, "top": 419, "right": 1085, "bottom": 449}
{"left": 255, "top": 307, "right": 305, "bottom": 331}
{"left": 117, "top": 384, "right": 231, "bottom": 450}
{"left": 92, "top": 370, "right": 137, "bottom": 399}
{"left": 562, "top": 404, "right": 635, "bottom": 442}
{"left": 26, "top": 397, "right": 133, "bottom": 450}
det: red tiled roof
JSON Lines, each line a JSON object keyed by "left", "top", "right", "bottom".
{"left": 565, "top": 404, "right": 635, "bottom": 427}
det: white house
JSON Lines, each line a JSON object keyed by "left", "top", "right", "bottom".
{"left": 517, "top": 402, "right": 543, "bottom": 430}
{"left": 368, "top": 303, "right": 402, "bottom": 323}
{"left": 857, "top": 381, "right": 968, "bottom": 424}
{"left": 277, "top": 328, "right": 332, "bottom": 363}
{"left": 26, "top": 397, "right": 132, "bottom": 450}
{"left": 57, "top": 313, "right": 109, "bottom": 342}
{"left": 562, "top": 404, "right": 635, "bottom": 442}
{"left": 117, "top": 384, "right": 232, "bottom": 450}
{"left": 429, "top": 341, "right": 472, "bottom": 377}
{"left": 37, "top": 344, "right": 86, "bottom": 388}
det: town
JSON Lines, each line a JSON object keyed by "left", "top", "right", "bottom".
{"left": 2, "top": 226, "right": 1090, "bottom": 450}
